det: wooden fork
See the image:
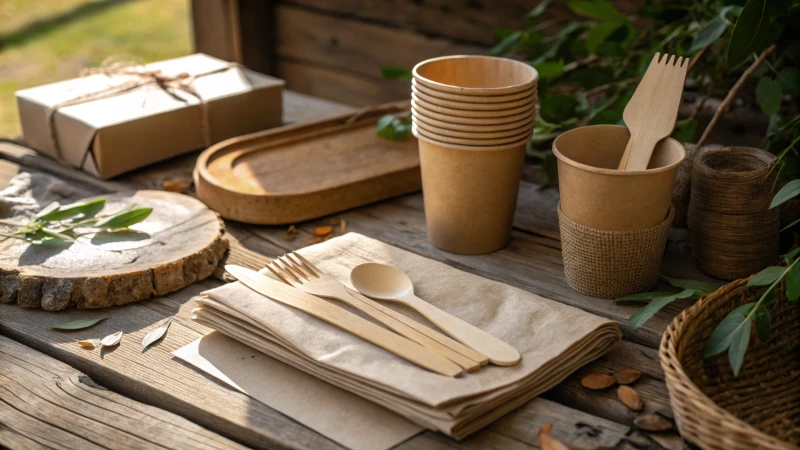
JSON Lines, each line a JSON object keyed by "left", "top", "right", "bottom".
{"left": 617, "top": 53, "right": 688, "bottom": 171}
{"left": 266, "top": 253, "right": 488, "bottom": 371}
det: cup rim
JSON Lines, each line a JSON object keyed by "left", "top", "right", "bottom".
{"left": 413, "top": 124, "right": 531, "bottom": 151}
{"left": 413, "top": 55, "right": 539, "bottom": 95}
{"left": 552, "top": 124, "right": 686, "bottom": 175}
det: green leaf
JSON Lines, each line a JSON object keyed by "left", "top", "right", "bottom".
{"left": 785, "top": 247, "right": 800, "bottom": 264}
{"left": 628, "top": 289, "right": 693, "bottom": 330}
{"left": 755, "top": 77, "right": 783, "bottom": 116}
{"left": 671, "top": 118, "right": 698, "bottom": 143}
{"left": 616, "top": 291, "right": 675, "bottom": 302}
{"left": 660, "top": 275, "right": 715, "bottom": 294}
{"left": 569, "top": 68, "right": 611, "bottom": 89}
{"left": 754, "top": 304, "right": 771, "bottom": 341}
{"left": 704, "top": 310, "right": 748, "bottom": 357}
{"left": 728, "top": 316, "right": 751, "bottom": 375}
{"left": 726, "top": 0, "right": 770, "bottom": 70}
{"left": 526, "top": 0, "right": 555, "bottom": 20}
{"left": 770, "top": 179, "right": 800, "bottom": 209}
{"left": 488, "top": 30, "right": 522, "bottom": 56}
{"left": 34, "top": 202, "right": 60, "bottom": 219}
{"left": 777, "top": 67, "right": 800, "bottom": 96}
{"left": 533, "top": 60, "right": 564, "bottom": 80}
{"left": 780, "top": 218, "right": 800, "bottom": 233}
{"left": 380, "top": 67, "right": 412, "bottom": 81}
{"left": 38, "top": 198, "right": 106, "bottom": 222}
{"left": 689, "top": 17, "right": 729, "bottom": 54}
{"left": 747, "top": 266, "right": 786, "bottom": 286}
{"left": 94, "top": 208, "right": 153, "bottom": 229}
{"left": 567, "top": 0, "right": 626, "bottom": 22}
{"left": 377, "top": 115, "right": 396, "bottom": 139}
{"left": 787, "top": 263, "right": 800, "bottom": 301}
{"left": 540, "top": 94, "right": 578, "bottom": 123}
{"left": 586, "top": 22, "right": 622, "bottom": 53}
{"left": 51, "top": 317, "right": 107, "bottom": 330}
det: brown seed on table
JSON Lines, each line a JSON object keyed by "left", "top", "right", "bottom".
{"left": 617, "top": 385, "right": 643, "bottom": 411}
{"left": 581, "top": 373, "right": 616, "bottom": 390}
{"left": 614, "top": 369, "right": 642, "bottom": 385}
{"left": 162, "top": 179, "right": 190, "bottom": 193}
{"left": 537, "top": 423, "right": 570, "bottom": 450}
{"left": 634, "top": 413, "right": 673, "bottom": 431}
{"left": 340, "top": 218, "right": 347, "bottom": 234}
{"left": 77, "top": 339, "right": 99, "bottom": 349}
{"left": 284, "top": 225, "right": 298, "bottom": 241}
{"left": 313, "top": 225, "right": 334, "bottom": 237}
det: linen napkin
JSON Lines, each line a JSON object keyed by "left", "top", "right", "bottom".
{"left": 190, "top": 232, "right": 621, "bottom": 438}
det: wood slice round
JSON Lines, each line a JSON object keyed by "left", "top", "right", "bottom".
{"left": 0, "top": 191, "right": 228, "bottom": 311}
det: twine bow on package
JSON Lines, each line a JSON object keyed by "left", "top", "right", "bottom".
{"left": 16, "top": 53, "right": 284, "bottom": 178}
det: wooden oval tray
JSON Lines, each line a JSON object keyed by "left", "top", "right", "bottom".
{"left": 194, "top": 101, "right": 420, "bottom": 224}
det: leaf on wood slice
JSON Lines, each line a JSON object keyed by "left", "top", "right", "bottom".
{"left": 634, "top": 413, "right": 673, "bottom": 431}
{"left": 538, "top": 423, "right": 570, "bottom": 450}
{"left": 580, "top": 373, "right": 616, "bottom": 390}
{"left": 613, "top": 369, "right": 642, "bottom": 385}
{"left": 51, "top": 317, "right": 107, "bottom": 330}
{"left": 617, "top": 385, "right": 644, "bottom": 411}
{"left": 647, "top": 432, "right": 687, "bottom": 450}
{"left": 162, "top": 179, "right": 190, "bottom": 193}
{"left": 77, "top": 339, "right": 100, "bottom": 349}
{"left": 313, "top": 225, "right": 334, "bottom": 237}
{"left": 285, "top": 225, "right": 298, "bottom": 241}
{"left": 141, "top": 318, "right": 172, "bottom": 350}
{"left": 100, "top": 331, "right": 123, "bottom": 348}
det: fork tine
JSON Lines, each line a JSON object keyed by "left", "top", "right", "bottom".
{"left": 284, "top": 254, "right": 314, "bottom": 279}
{"left": 265, "top": 262, "right": 298, "bottom": 286}
{"left": 291, "top": 253, "right": 322, "bottom": 277}
{"left": 276, "top": 257, "right": 306, "bottom": 282}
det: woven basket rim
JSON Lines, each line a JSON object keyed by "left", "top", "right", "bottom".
{"left": 659, "top": 276, "right": 796, "bottom": 449}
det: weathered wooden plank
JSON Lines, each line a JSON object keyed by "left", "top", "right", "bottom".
{"left": 275, "top": 6, "right": 482, "bottom": 80}
{"left": 0, "top": 335, "right": 245, "bottom": 450}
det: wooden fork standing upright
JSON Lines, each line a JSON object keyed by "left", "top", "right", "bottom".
{"left": 617, "top": 53, "right": 688, "bottom": 171}
{"left": 266, "top": 253, "right": 488, "bottom": 371}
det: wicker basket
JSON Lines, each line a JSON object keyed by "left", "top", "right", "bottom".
{"left": 660, "top": 278, "right": 800, "bottom": 450}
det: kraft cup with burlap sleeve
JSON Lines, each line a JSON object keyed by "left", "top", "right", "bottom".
{"left": 558, "top": 204, "right": 675, "bottom": 299}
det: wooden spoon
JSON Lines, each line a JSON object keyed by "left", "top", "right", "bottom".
{"left": 617, "top": 53, "right": 688, "bottom": 171}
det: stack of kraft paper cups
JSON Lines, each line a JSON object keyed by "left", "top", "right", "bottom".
{"left": 411, "top": 55, "right": 539, "bottom": 255}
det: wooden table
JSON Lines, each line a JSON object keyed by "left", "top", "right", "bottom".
{"left": 0, "top": 91, "right": 719, "bottom": 450}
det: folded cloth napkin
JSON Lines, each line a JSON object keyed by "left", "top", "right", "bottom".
{"left": 192, "top": 233, "right": 621, "bottom": 438}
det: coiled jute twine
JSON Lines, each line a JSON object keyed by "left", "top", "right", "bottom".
{"left": 688, "top": 147, "right": 779, "bottom": 280}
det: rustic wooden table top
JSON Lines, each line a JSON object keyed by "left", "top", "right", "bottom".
{"left": 0, "top": 91, "right": 720, "bottom": 450}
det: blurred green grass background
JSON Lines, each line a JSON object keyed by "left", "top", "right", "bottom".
{"left": 0, "top": 0, "right": 192, "bottom": 137}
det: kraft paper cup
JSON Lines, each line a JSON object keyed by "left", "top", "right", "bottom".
{"left": 412, "top": 117, "right": 534, "bottom": 140}
{"left": 413, "top": 109, "right": 534, "bottom": 132}
{"left": 413, "top": 79, "right": 536, "bottom": 103}
{"left": 413, "top": 55, "right": 538, "bottom": 96}
{"left": 413, "top": 130, "right": 528, "bottom": 254}
{"left": 412, "top": 100, "right": 533, "bottom": 125}
{"left": 413, "top": 123, "right": 532, "bottom": 146}
{"left": 412, "top": 93, "right": 532, "bottom": 118}
{"left": 553, "top": 125, "right": 685, "bottom": 231}
{"left": 412, "top": 85, "right": 535, "bottom": 111}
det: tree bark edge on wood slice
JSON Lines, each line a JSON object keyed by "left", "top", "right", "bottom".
{"left": 0, "top": 190, "right": 228, "bottom": 311}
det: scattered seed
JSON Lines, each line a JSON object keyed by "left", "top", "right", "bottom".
{"left": 313, "top": 225, "right": 333, "bottom": 237}
{"left": 538, "top": 423, "right": 569, "bottom": 450}
{"left": 284, "top": 225, "right": 298, "bottom": 241}
{"left": 100, "top": 331, "right": 123, "bottom": 348}
{"left": 581, "top": 373, "right": 616, "bottom": 390}
{"left": 162, "top": 179, "right": 190, "bottom": 193}
{"left": 77, "top": 339, "right": 99, "bottom": 349}
{"left": 340, "top": 218, "right": 347, "bottom": 234}
{"left": 142, "top": 318, "right": 172, "bottom": 350}
{"left": 634, "top": 413, "right": 673, "bottom": 431}
{"left": 617, "top": 385, "right": 643, "bottom": 411}
{"left": 614, "top": 369, "right": 642, "bottom": 385}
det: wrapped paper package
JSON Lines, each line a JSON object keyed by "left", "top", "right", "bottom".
{"left": 16, "top": 53, "right": 284, "bottom": 178}
{"left": 180, "top": 233, "right": 622, "bottom": 440}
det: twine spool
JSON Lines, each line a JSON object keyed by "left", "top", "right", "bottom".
{"left": 688, "top": 147, "right": 779, "bottom": 280}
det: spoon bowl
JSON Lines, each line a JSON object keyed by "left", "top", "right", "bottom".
{"left": 350, "top": 263, "right": 414, "bottom": 300}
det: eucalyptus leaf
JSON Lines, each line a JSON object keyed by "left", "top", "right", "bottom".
{"left": 689, "top": 17, "right": 729, "bottom": 54}
{"left": 704, "top": 311, "right": 748, "bottom": 357}
{"left": 142, "top": 318, "right": 172, "bottom": 350}
{"left": 488, "top": 30, "right": 522, "bottom": 56}
{"left": 786, "top": 247, "right": 800, "bottom": 264}
{"left": 754, "top": 304, "right": 771, "bottom": 341}
{"left": 781, "top": 218, "right": 800, "bottom": 233}
{"left": 376, "top": 115, "right": 395, "bottom": 138}
{"left": 380, "top": 67, "right": 412, "bottom": 81}
{"left": 567, "top": 0, "right": 626, "bottom": 22}
{"left": 587, "top": 22, "right": 622, "bottom": 53}
{"left": 787, "top": 263, "right": 800, "bottom": 301}
{"left": 755, "top": 77, "right": 783, "bottom": 116}
{"left": 728, "top": 316, "right": 751, "bottom": 376}
{"left": 616, "top": 291, "right": 674, "bottom": 302}
{"left": 770, "top": 179, "right": 800, "bottom": 209}
{"left": 38, "top": 198, "right": 105, "bottom": 222}
{"left": 100, "top": 330, "right": 123, "bottom": 347}
{"left": 94, "top": 208, "right": 153, "bottom": 229}
{"left": 747, "top": 266, "right": 786, "bottom": 286}
{"left": 628, "top": 290, "right": 693, "bottom": 330}
{"left": 777, "top": 67, "right": 800, "bottom": 96}
{"left": 534, "top": 60, "right": 564, "bottom": 80}
{"left": 660, "top": 275, "right": 714, "bottom": 295}
{"left": 526, "top": 0, "right": 554, "bottom": 21}
{"left": 726, "top": 0, "right": 770, "bottom": 70}
{"left": 540, "top": 94, "right": 579, "bottom": 123}
{"left": 34, "top": 202, "right": 60, "bottom": 219}
{"left": 672, "top": 118, "right": 698, "bottom": 143}
{"left": 51, "top": 317, "right": 107, "bottom": 330}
